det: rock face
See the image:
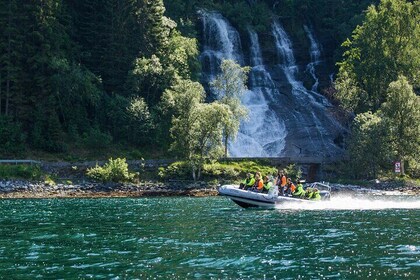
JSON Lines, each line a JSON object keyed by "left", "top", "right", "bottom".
{"left": 199, "top": 11, "right": 346, "bottom": 159}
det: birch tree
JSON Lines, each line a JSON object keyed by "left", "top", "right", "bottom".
{"left": 211, "top": 59, "right": 250, "bottom": 157}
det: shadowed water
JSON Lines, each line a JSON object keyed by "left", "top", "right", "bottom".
{"left": 0, "top": 197, "right": 419, "bottom": 279}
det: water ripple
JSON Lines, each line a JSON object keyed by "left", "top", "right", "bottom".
{"left": 0, "top": 196, "right": 418, "bottom": 279}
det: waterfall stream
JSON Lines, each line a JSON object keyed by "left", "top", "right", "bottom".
{"left": 304, "top": 25, "right": 321, "bottom": 92}
{"left": 230, "top": 29, "right": 286, "bottom": 157}
{"left": 200, "top": 12, "right": 345, "bottom": 158}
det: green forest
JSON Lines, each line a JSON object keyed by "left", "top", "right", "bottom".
{"left": 0, "top": 0, "right": 419, "bottom": 178}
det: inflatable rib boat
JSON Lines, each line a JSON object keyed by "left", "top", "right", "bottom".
{"left": 218, "top": 182, "right": 331, "bottom": 209}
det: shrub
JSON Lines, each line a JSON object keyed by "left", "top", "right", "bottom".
{"left": 86, "top": 158, "right": 137, "bottom": 183}
{"left": 159, "top": 160, "right": 277, "bottom": 180}
{"left": 158, "top": 161, "right": 190, "bottom": 179}
{"left": 0, "top": 165, "right": 42, "bottom": 180}
{"left": 283, "top": 164, "right": 303, "bottom": 181}
{"left": 202, "top": 163, "right": 240, "bottom": 178}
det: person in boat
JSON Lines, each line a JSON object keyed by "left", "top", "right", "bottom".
{"left": 292, "top": 180, "right": 305, "bottom": 198}
{"left": 239, "top": 173, "right": 255, "bottom": 190}
{"left": 276, "top": 170, "right": 287, "bottom": 192}
{"left": 283, "top": 177, "right": 296, "bottom": 196}
{"left": 262, "top": 176, "right": 273, "bottom": 193}
{"left": 304, "top": 187, "right": 313, "bottom": 199}
{"left": 310, "top": 188, "right": 321, "bottom": 201}
{"left": 252, "top": 172, "right": 264, "bottom": 192}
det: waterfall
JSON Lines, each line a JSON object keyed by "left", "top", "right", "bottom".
{"left": 271, "top": 20, "right": 343, "bottom": 157}
{"left": 200, "top": 11, "right": 243, "bottom": 86}
{"left": 230, "top": 29, "right": 286, "bottom": 157}
{"left": 272, "top": 21, "right": 321, "bottom": 104}
{"left": 199, "top": 12, "right": 345, "bottom": 158}
{"left": 304, "top": 25, "right": 321, "bottom": 92}
{"left": 329, "top": 73, "right": 335, "bottom": 85}
{"left": 248, "top": 29, "right": 263, "bottom": 67}
{"left": 200, "top": 11, "right": 286, "bottom": 157}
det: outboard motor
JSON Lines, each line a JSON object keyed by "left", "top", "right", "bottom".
{"left": 268, "top": 185, "right": 279, "bottom": 198}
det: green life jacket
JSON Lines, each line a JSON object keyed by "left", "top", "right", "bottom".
{"left": 304, "top": 188, "right": 313, "bottom": 199}
{"left": 264, "top": 181, "right": 273, "bottom": 190}
{"left": 311, "top": 191, "right": 321, "bottom": 201}
{"left": 292, "top": 183, "right": 304, "bottom": 196}
{"left": 243, "top": 177, "right": 255, "bottom": 187}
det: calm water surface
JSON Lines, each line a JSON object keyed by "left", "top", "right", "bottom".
{"left": 0, "top": 196, "right": 419, "bottom": 279}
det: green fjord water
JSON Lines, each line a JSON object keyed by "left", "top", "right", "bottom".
{"left": 0, "top": 196, "right": 419, "bottom": 279}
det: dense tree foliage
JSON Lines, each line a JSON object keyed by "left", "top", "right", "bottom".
{"left": 0, "top": 0, "right": 198, "bottom": 156}
{"left": 3, "top": 0, "right": 415, "bottom": 182}
{"left": 380, "top": 76, "right": 420, "bottom": 175}
{"left": 336, "top": 0, "right": 420, "bottom": 178}
{"left": 346, "top": 111, "right": 389, "bottom": 178}
{"left": 164, "top": 0, "right": 377, "bottom": 63}
{"left": 346, "top": 76, "right": 420, "bottom": 178}
{"left": 161, "top": 79, "right": 231, "bottom": 180}
{"left": 336, "top": 0, "right": 419, "bottom": 113}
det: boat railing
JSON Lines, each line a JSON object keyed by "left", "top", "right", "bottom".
{"left": 308, "top": 182, "right": 331, "bottom": 192}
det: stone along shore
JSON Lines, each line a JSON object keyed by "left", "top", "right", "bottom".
{"left": 0, "top": 180, "right": 219, "bottom": 198}
{"left": 0, "top": 180, "right": 418, "bottom": 198}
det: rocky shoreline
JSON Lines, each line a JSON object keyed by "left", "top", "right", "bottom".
{"left": 0, "top": 180, "right": 418, "bottom": 199}
{"left": 0, "top": 180, "right": 219, "bottom": 199}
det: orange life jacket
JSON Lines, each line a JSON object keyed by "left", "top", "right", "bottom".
{"left": 290, "top": 183, "right": 296, "bottom": 193}
{"left": 281, "top": 175, "right": 286, "bottom": 187}
{"left": 255, "top": 179, "right": 263, "bottom": 190}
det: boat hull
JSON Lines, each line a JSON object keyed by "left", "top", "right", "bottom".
{"left": 218, "top": 184, "right": 327, "bottom": 209}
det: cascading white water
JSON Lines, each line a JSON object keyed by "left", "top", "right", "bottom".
{"left": 200, "top": 11, "right": 243, "bottom": 86}
{"left": 230, "top": 29, "right": 286, "bottom": 157}
{"left": 200, "top": 12, "right": 345, "bottom": 158}
{"left": 272, "top": 21, "right": 327, "bottom": 105}
{"left": 200, "top": 12, "right": 286, "bottom": 157}
{"left": 248, "top": 29, "right": 263, "bottom": 66}
{"left": 271, "top": 20, "right": 343, "bottom": 157}
{"left": 304, "top": 25, "right": 321, "bottom": 92}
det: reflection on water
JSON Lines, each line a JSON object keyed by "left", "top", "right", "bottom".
{"left": 0, "top": 196, "right": 419, "bottom": 279}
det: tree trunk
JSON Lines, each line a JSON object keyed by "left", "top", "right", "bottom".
{"left": 400, "top": 159, "right": 405, "bottom": 176}
{"left": 192, "top": 166, "right": 196, "bottom": 181}
{"left": 224, "top": 134, "right": 228, "bottom": 158}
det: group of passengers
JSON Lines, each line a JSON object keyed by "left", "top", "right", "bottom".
{"left": 239, "top": 170, "right": 321, "bottom": 200}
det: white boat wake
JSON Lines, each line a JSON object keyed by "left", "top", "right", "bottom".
{"left": 276, "top": 195, "right": 420, "bottom": 210}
